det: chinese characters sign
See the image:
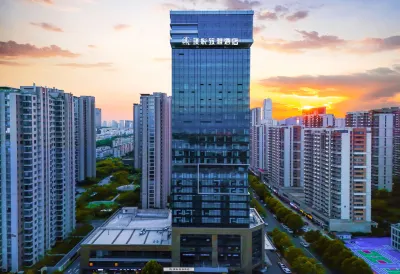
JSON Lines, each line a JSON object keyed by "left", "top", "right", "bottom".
{"left": 182, "top": 37, "right": 239, "bottom": 46}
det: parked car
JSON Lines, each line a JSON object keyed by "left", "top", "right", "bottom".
{"left": 301, "top": 241, "right": 310, "bottom": 248}
{"left": 278, "top": 262, "right": 292, "bottom": 273}
{"left": 287, "top": 229, "right": 294, "bottom": 234}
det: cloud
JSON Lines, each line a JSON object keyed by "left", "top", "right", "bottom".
{"left": 56, "top": 62, "right": 113, "bottom": 68}
{"left": 158, "top": 3, "right": 186, "bottom": 10}
{"left": 0, "top": 60, "right": 26, "bottom": 66}
{"left": 349, "top": 36, "right": 400, "bottom": 53}
{"left": 256, "top": 30, "right": 346, "bottom": 53}
{"left": 30, "top": 22, "right": 63, "bottom": 32}
{"left": 26, "top": 0, "right": 53, "bottom": 4}
{"left": 114, "top": 24, "right": 130, "bottom": 31}
{"left": 274, "top": 5, "right": 288, "bottom": 13}
{"left": 257, "top": 10, "right": 278, "bottom": 20}
{"left": 88, "top": 45, "right": 96, "bottom": 48}
{"left": 224, "top": 0, "right": 261, "bottom": 9}
{"left": 253, "top": 25, "right": 266, "bottom": 34}
{"left": 286, "top": 10, "right": 309, "bottom": 22}
{"left": 0, "top": 40, "right": 79, "bottom": 58}
{"left": 258, "top": 65, "right": 400, "bottom": 101}
{"left": 153, "top": 57, "right": 171, "bottom": 62}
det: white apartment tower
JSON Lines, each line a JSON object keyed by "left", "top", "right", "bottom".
{"left": 133, "top": 103, "right": 142, "bottom": 170}
{"left": 134, "top": 93, "right": 171, "bottom": 209}
{"left": 346, "top": 109, "right": 397, "bottom": 191}
{"left": 74, "top": 96, "right": 96, "bottom": 182}
{"left": 250, "top": 108, "right": 261, "bottom": 169}
{"left": 262, "top": 98, "right": 272, "bottom": 121}
{"left": 304, "top": 127, "right": 372, "bottom": 232}
{"left": 0, "top": 86, "right": 76, "bottom": 272}
{"left": 95, "top": 108, "right": 102, "bottom": 128}
{"left": 268, "top": 125, "right": 304, "bottom": 188}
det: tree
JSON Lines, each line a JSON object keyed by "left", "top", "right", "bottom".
{"left": 142, "top": 260, "right": 163, "bottom": 274}
{"left": 286, "top": 214, "right": 304, "bottom": 232}
{"left": 25, "top": 270, "right": 36, "bottom": 274}
{"left": 285, "top": 247, "right": 305, "bottom": 265}
{"left": 304, "top": 230, "right": 322, "bottom": 244}
{"left": 341, "top": 256, "right": 372, "bottom": 274}
{"left": 276, "top": 207, "right": 291, "bottom": 221}
{"left": 312, "top": 235, "right": 331, "bottom": 255}
{"left": 292, "top": 256, "right": 324, "bottom": 274}
{"left": 322, "top": 240, "right": 346, "bottom": 269}
{"left": 117, "top": 190, "right": 140, "bottom": 207}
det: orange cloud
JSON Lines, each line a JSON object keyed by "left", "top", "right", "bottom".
{"left": 88, "top": 45, "right": 96, "bottom": 48}
{"left": 26, "top": 0, "right": 53, "bottom": 4}
{"left": 56, "top": 62, "right": 112, "bottom": 68}
{"left": 30, "top": 22, "right": 63, "bottom": 32}
{"left": 114, "top": 24, "right": 130, "bottom": 31}
{"left": 0, "top": 40, "right": 79, "bottom": 58}
{"left": 0, "top": 60, "right": 26, "bottom": 66}
{"left": 252, "top": 65, "right": 400, "bottom": 119}
{"left": 286, "top": 10, "right": 309, "bottom": 22}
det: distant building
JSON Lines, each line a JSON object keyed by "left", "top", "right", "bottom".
{"left": 133, "top": 103, "right": 141, "bottom": 169}
{"left": 345, "top": 111, "right": 370, "bottom": 127}
{"left": 0, "top": 85, "right": 76, "bottom": 272}
{"left": 102, "top": 120, "right": 107, "bottom": 127}
{"left": 95, "top": 108, "right": 102, "bottom": 128}
{"left": 111, "top": 120, "right": 118, "bottom": 128}
{"left": 302, "top": 107, "right": 334, "bottom": 128}
{"left": 280, "top": 116, "right": 302, "bottom": 126}
{"left": 268, "top": 125, "right": 304, "bottom": 188}
{"left": 304, "top": 127, "right": 372, "bottom": 232}
{"left": 335, "top": 118, "right": 346, "bottom": 128}
{"left": 250, "top": 108, "right": 262, "bottom": 169}
{"left": 262, "top": 98, "right": 272, "bottom": 121}
{"left": 391, "top": 223, "right": 400, "bottom": 250}
{"left": 75, "top": 96, "right": 96, "bottom": 181}
{"left": 134, "top": 93, "right": 171, "bottom": 209}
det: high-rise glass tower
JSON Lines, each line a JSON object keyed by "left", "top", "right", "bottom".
{"left": 170, "top": 10, "right": 253, "bottom": 228}
{"left": 170, "top": 11, "right": 264, "bottom": 273}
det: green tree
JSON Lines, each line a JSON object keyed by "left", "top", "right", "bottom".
{"left": 276, "top": 207, "right": 291, "bottom": 221}
{"left": 304, "top": 230, "right": 322, "bottom": 244}
{"left": 285, "top": 214, "right": 304, "bottom": 232}
{"left": 285, "top": 246, "right": 305, "bottom": 265}
{"left": 292, "top": 257, "right": 324, "bottom": 274}
{"left": 341, "top": 256, "right": 373, "bottom": 274}
{"left": 117, "top": 190, "right": 140, "bottom": 207}
{"left": 142, "top": 260, "right": 163, "bottom": 274}
{"left": 312, "top": 235, "right": 331, "bottom": 254}
{"left": 322, "top": 240, "right": 346, "bottom": 269}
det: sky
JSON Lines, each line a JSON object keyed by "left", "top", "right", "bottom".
{"left": 0, "top": 0, "right": 399, "bottom": 121}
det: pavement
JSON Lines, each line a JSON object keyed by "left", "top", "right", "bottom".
{"left": 252, "top": 190, "right": 332, "bottom": 274}
{"left": 98, "top": 175, "right": 112, "bottom": 186}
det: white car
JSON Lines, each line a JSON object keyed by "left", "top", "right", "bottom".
{"left": 278, "top": 262, "right": 292, "bottom": 273}
{"left": 301, "top": 241, "right": 310, "bottom": 248}
{"left": 302, "top": 227, "right": 311, "bottom": 232}
{"left": 287, "top": 229, "right": 294, "bottom": 234}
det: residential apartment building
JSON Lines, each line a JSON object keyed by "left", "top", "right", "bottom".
{"left": 133, "top": 103, "right": 142, "bottom": 170}
{"left": 304, "top": 127, "right": 372, "bottom": 232}
{"left": 170, "top": 10, "right": 265, "bottom": 273}
{"left": 302, "top": 107, "right": 335, "bottom": 128}
{"left": 250, "top": 108, "right": 261, "bottom": 169}
{"left": 268, "top": 126, "right": 304, "bottom": 188}
{"left": 346, "top": 108, "right": 398, "bottom": 190}
{"left": 133, "top": 93, "right": 171, "bottom": 209}
{"left": 345, "top": 111, "right": 370, "bottom": 127}
{"left": 95, "top": 108, "right": 102, "bottom": 128}
{"left": 0, "top": 85, "right": 76, "bottom": 272}
{"left": 74, "top": 96, "right": 96, "bottom": 182}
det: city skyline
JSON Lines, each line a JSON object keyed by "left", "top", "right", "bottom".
{"left": 1, "top": 0, "right": 399, "bottom": 120}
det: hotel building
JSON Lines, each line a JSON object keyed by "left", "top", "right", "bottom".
{"left": 170, "top": 10, "right": 265, "bottom": 273}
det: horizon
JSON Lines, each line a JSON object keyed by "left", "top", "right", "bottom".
{"left": 1, "top": 0, "right": 399, "bottom": 120}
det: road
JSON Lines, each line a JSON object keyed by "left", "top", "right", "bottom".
{"left": 98, "top": 175, "right": 112, "bottom": 186}
{"left": 64, "top": 257, "right": 80, "bottom": 274}
{"left": 253, "top": 192, "right": 332, "bottom": 274}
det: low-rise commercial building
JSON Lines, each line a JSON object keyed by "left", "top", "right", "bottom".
{"left": 391, "top": 223, "right": 400, "bottom": 250}
{"left": 80, "top": 208, "right": 172, "bottom": 273}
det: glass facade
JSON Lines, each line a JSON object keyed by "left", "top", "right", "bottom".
{"left": 170, "top": 11, "right": 254, "bottom": 228}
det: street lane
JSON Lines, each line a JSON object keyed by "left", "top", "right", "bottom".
{"left": 253, "top": 192, "right": 332, "bottom": 274}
